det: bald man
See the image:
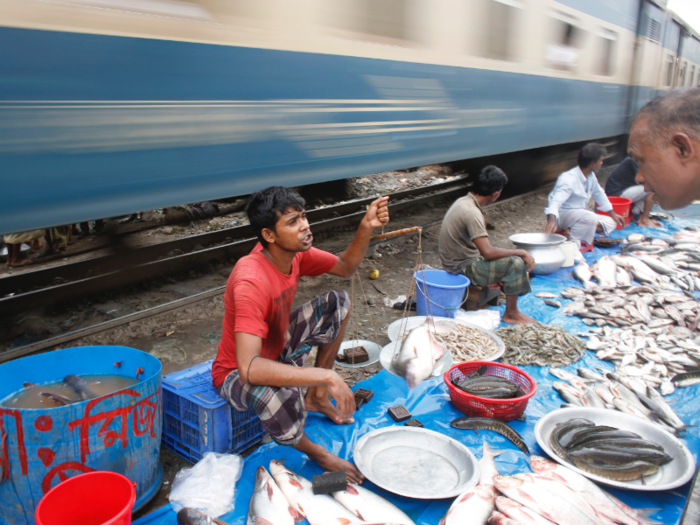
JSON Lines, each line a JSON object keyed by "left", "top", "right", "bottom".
{"left": 628, "top": 87, "right": 700, "bottom": 210}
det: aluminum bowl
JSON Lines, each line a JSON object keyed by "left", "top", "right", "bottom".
{"left": 353, "top": 426, "right": 480, "bottom": 499}
{"left": 509, "top": 233, "right": 567, "bottom": 275}
{"left": 534, "top": 407, "right": 695, "bottom": 491}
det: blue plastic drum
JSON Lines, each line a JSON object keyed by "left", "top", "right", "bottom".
{"left": 414, "top": 269, "right": 470, "bottom": 318}
{"left": 0, "top": 346, "right": 162, "bottom": 525}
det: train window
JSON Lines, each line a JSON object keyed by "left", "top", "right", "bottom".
{"left": 690, "top": 66, "right": 695, "bottom": 87}
{"left": 666, "top": 55, "right": 675, "bottom": 86}
{"left": 679, "top": 62, "right": 687, "bottom": 87}
{"left": 596, "top": 29, "right": 617, "bottom": 76}
{"left": 325, "top": 0, "right": 409, "bottom": 44}
{"left": 474, "top": 0, "right": 523, "bottom": 61}
{"left": 546, "top": 11, "right": 582, "bottom": 71}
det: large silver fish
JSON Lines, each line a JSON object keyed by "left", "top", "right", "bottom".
{"left": 269, "top": 461, "right": 360, "bottom": 525}
{"left": 443, "top": 484, "right": 495, "bottom": 525}
{"left": 573, "top": 263, "right": 595, "bottom": 289}
{"left": 393, "top": 321, "right": 452, "bottom": 388}
{"left": 248, "top": 466, "right": 298, "bottom": 525}
{"left": 332, "top": 483, "right": 415, "bottom": 525}
{"left": 495, "top": 497, "right": 556, "bottom": 525}
{"left": 493, "top": 476, "right": 598, "bottom": 525}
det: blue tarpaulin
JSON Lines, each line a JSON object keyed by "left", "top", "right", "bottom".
{"left": 136, "top": 214, "right": 700, "bottom": 525}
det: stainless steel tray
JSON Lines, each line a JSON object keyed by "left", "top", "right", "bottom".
{"left": 353, "top": 426, "right": 480, "bottom": 499}
{"left": 534, "top": 407, "right": 695, "bottom": 491}
{"left": 379, "top": 341, "right": 453, "bottom": 379}
{"left": 335, "top": 339, "right": 382, "bottom": 368}
{"left": 387, "top": 316, "right": 505, "bottom": 362}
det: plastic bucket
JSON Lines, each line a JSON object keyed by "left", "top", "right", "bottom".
{"left": 35, "top": 471, "right": 135, "bottom": 525}
{"left": 597, "top": 196, "right": 632, "bottom": 229}
{"left": 414, "top": 269, "right": 470, "bottom": 318}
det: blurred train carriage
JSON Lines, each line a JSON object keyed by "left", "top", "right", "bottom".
{"left": 0, "top": 0, "right": 698, "bottom": 235}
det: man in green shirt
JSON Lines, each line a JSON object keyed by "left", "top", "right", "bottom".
{"left": 439, "top": 166, "right": 536, "bottom": 324}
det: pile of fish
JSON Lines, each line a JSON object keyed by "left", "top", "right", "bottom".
{"left": 581, "top": 324, "right": 700, "bottom": 395}
{"left": 443, "top": 441, "right": 657, "bottom": 525}
{"left": 247, "top": 460, "right": 416, "bottom": 525}
{"left": 550, "top": 367, "right": 688, "bottom": 436}
{"left": 433, "top": 323, "right": 500, "bottom": 362}
{"left": 495, "top": 324, "right": 586, "bottom": 367}
{"left": 550, "top": 419, "right": 672, "bottom": 482}
{"left": 451, "top": 372, "right": 523, "bottom": 400}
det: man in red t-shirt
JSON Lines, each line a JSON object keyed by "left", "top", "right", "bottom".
{"left": 212, "top": 186, "right": 389, "bottom": 483}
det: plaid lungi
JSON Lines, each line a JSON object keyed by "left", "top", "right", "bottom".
{"left": 463, "top": 256, "right": 531, "bottom": 297}
{"left": 217, "top": 290, "right": 350, "bottom": 446}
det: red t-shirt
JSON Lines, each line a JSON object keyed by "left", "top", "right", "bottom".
{"left": 211, "top": 243, "right": 337, "bottom": 388}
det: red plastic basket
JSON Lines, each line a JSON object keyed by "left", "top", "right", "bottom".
{"left": 444, "top": 361, "right": 537, "bottom": 421}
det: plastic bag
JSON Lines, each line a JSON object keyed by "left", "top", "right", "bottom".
{"left": 453, "top": 309, "right": 501, "bottom": 331}
{"left": 169, "top": 452, "right": 244, "bottom": 517}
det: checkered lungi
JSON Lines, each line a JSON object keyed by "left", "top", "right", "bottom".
{"left": 463, "top": 256, "right": 531, "bottom": 297}
{"left": 217, "top": 290, "right": 350, "bottom": 446}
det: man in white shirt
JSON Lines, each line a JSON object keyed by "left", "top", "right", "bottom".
{"left": 543, "top": 143, "right": 625, "bottom": 247}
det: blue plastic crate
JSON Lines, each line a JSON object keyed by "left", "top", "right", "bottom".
{"left": 161, "top": 360, "right": 264, "bottom": 462}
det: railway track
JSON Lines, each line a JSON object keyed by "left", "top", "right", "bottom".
{"left": 0, "top": 177, "right": 470, "bottom": 316}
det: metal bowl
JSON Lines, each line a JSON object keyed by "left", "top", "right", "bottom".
{"left": 534, "top": 407, "right": 695, "bottom": 491}
{"left": 379, "top": 341, "right": 453, "bottom": 379}
{"left": 387, "top": 316, "right": 505, "bottom": 361}
{"left": 335, "top": 339, "right": 382, "bottom": 368}
{"left": 353, "top": 426, "right": 480, "bottom": 499}
{"left": 509, "top": 233, "right": 567, "bottom": 275}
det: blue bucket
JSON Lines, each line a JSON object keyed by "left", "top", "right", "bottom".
{"left": 0, "top": 346, "right": 162, "bottom": 525}
{"left": 414, "top": 269, "right": 470, "bottom": 318}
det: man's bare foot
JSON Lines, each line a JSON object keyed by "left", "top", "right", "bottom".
{"left": 8, "top": 259, "right": 33, "bottom": 268}
{"left": 312, "top": 449, "right": 365, "bottom": 484}
{"left": 305, "top": 388, "right": 354, "bottom": 424}
{"left": 637, "top": 217, "right": 661, "bottom": 228}
{"left": 503, "top": 311, "right": 537, "bottom": 324}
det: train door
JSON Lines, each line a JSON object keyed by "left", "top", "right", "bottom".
{"left": 661, "top": 16, "right": 682, "bottom": 89}
{"left": 628, "top": 0, "right": 666, "bottom": 117}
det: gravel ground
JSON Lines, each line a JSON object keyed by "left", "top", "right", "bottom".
{"left": 1, "top": 163, "right": 617, "bottom": 519}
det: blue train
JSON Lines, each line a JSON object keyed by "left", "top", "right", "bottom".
{"left": 0, "top": 0, "right": 698, "bottom": 235}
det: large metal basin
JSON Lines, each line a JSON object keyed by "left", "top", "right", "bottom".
{"left": 509, "top": 233, "right": 567, "bottom": 275}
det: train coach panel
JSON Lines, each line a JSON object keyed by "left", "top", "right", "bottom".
{"left": 0, "top": 0, "right": 636, "bottom": 234}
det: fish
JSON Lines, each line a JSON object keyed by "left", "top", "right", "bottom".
{"left": 443, "top": 484, "right": 495, "bottom": 525}
{"left": 627, "top": 234, "right": 648, "bottom": 243}
{"left": 535, "top": 293, "right": 559, "bottom": 299}
{"left": 248, "top": 467, "right": 298, "bottom": 525}
{"left": 543, "top": 299, "right": 562, "bottom": 308}
{"left": 573, "top": 264, "right": 595, "bottom": 289}
{"left": 529, "top": 456, "right": 646, "bottom": 525}
{"left": 269, "top": 460, "right": 360, "bottom": 525}
{"left": 617, "top": 268, "right": 632, "bottom": 286}
{"left": 495, "top": 497, "right": 557, "bottom": 525}
{"left": 451, "top": 417, "right": 529, "bottom": 454}
{"left": 40, "top": 392, "right": 75, "bottom": 406}
{"left": 478, "top": 441, "right": 503, "bottom": 486}
{"left": 332, "top": 483, "right": 415, "bottom": 525}
{"left": 493, "top": 476, "right": 598, "bottom": 525}
{"left": 592, "top": 257, "right": 618, "bottom": 287}
{"left": 671, "top": 370, "right": 700, "bottom": 387}
{"left": 64, "top": 374, "right": 97, "bottom": 401}
{"left": 487, "top": 511, "right": 522, "bottom": 525}
{"left": 177, "top": 508, "right": 230, "bottom": 525}
{"left": 393, "top": 321, "right": 451, "bottom": 388}
{"left": 513, "top": 473, "right": 607, "bottom": 525}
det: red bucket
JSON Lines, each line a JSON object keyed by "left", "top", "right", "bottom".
{"left": 597, "top": 196, "right": 632, "bottom": 229}
{"left": 35, "top": 471, "right": 136, "bottom": 525}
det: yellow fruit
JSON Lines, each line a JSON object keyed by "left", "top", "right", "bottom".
{"left": 369, "top": 269, "right": 380, "bottom": 280}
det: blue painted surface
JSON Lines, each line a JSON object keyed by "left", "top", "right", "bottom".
{"left": 0, "top": 26, "right": 629, "bottom": 234}
{"left": 664, "top": 17, "right": 682, "bottom": 52}
{"left": 630, "top": 84, "right": 659, "bottom": 116}
{"left": 554, "top": 0, "right": 639, "bottom": 31}
{"left": 0, "top": 346, "right": 162, "bottom": 525}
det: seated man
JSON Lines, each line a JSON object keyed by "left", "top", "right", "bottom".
{"left": 544, "top": 143, "right": 625, "bottom": 246}
{"left": 211, "top": 186, "right": 389, "bottom": 483}
{"left": 605, "top": 157, "right": 661, "bottom": 228}
{"left": 438, "top": 166, "right": 536, "bottom": 325}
